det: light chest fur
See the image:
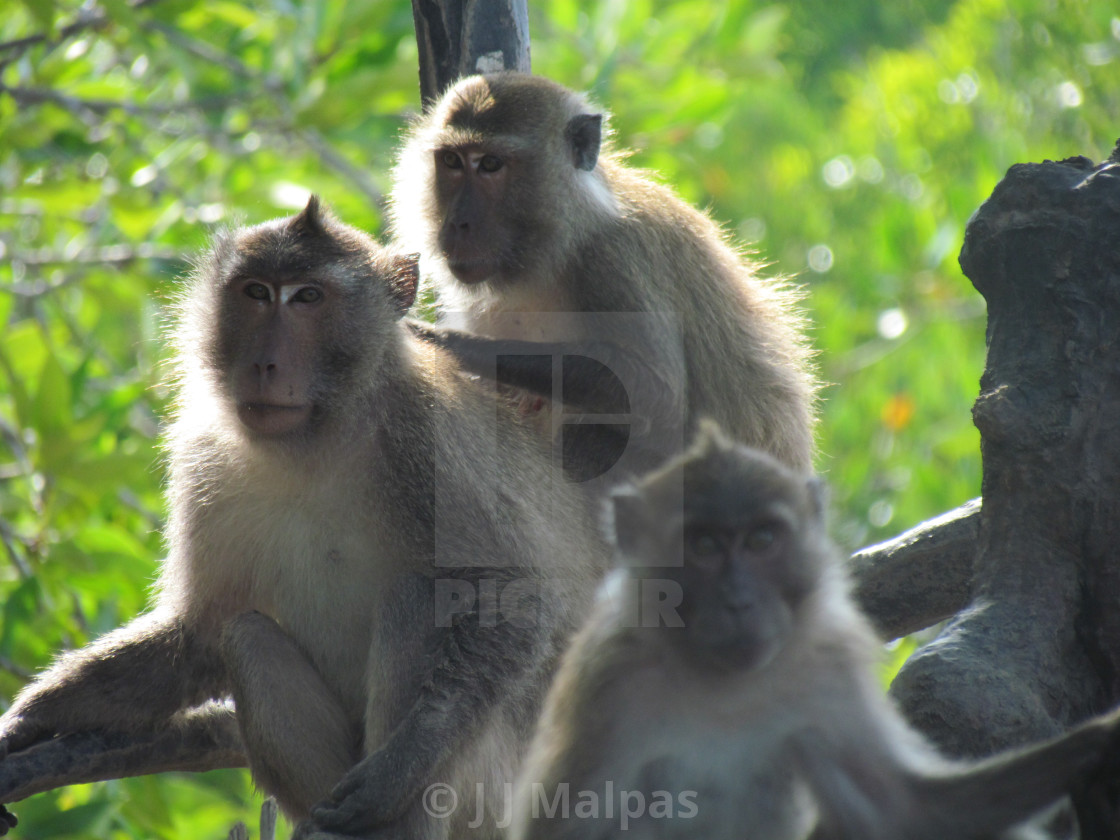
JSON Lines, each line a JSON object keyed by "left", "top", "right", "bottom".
{"left": 435, "top": 272, "right": 587, "bottom": 344}
{"left": 161, "top": 429, "right": 400, "bottom": 719}
{"left": 589, "top": 656, "right": 819, "bottom": 839}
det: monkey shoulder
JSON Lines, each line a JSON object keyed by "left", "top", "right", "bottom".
{"left": 387, "top": 340, "right": 607, "bottom": 571}
{"left": 582, "top": 165, "right": 790, "bottom": 363}
{"left": 770, "top": 605, "right": 924, "bottom": 782}
{"left": 601, "top": 163, "right": 737, "bottom": 254}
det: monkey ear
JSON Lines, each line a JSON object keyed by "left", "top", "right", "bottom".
{"left": 607, "top": 484, "right": 649, "bottom": 557}
{"left": 386, "top": 253, "right": 420, "bottom": 315}
{"left": 290, "top": 194, "right": 328, "bottom": 236}
{"left": 566, "top": 113, "right": 602, "bottom": 172}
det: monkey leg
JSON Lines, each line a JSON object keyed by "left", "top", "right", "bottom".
{"left": 220, "top": 611, "right": 361, "bottom": 821}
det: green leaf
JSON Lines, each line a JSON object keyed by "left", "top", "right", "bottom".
{"left": 17, "top": 0, "right": 58, "bottom": 35}
{"left": 33, "top": 351, "right": 77, "bottom": 473}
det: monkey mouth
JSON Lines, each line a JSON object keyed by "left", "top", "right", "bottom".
{"left": 446, "top": 258, "right": 499, "bottom": 285}
{"left": 237, "top": 402, "right": 312, "bottom": 436}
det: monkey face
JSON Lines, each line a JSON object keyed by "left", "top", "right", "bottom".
{"left": 406, "top": 74, "right": 607, "bottom": 288}
{"left": 611, "top": 423, "right": 826, "bottom": 675}
{"left": 189, "top": 196, "right": 418, "bottom": 444}
{"left": 221, "top": 277, "right": 324, "bottom": 437}
{"left": 432, "top": 146, "right": 515, "bottom": 285}
{"left": 674, "top": 511, "right": 808, "bottom": 672}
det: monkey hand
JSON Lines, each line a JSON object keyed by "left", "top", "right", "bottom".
{"left": 307, "top": 752, "right": 405, "bottom": 835}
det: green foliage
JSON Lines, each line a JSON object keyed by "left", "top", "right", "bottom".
{"left": 1, "top": 0, "right": 1117, "bottom": 834}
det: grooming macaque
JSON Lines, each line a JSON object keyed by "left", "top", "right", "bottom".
{"left": 511, "top": 424, "right": 1120, "bottom": 840}
{"left": 0, "top": 197, "right": 608, "bottom": 838}
{"left": 392, "top": 72, "right": 816, "bottom": 485}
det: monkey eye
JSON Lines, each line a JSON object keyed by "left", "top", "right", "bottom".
{"left": 244, "top": 283, "right": 271, "bottom": 301}
{"left": 744, "top": 524, "right": 780, "bottom": 554}
{"left": 478, "top": 154, "right": 504, "bottom": 173}
{"left": 684, "top": 527, "right": 724, "bottom": 562}
{"left": 441, "top": 151, "right": 464, "bottom": 169}
{"left": 291, "top": 286, "right": 323, "bottom": 304}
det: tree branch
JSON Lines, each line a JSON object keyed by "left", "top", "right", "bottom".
{"left": 0, "top": 0, "right": 165, "bottom": 60}
{"left": 0, "top": 705, "right": 246, "bottom": 805}
{"left": 848, "top": 499, "right": 979, "bottom": 641}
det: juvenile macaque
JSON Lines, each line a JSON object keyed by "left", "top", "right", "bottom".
{"left": 392, "top": 72, "right": 816, "bottom": 486}
{"left": 510, "top": 423, "right": 1120, "bottom": 840}
{"left": 0, "top": 197, "right": 607, "bottom": 838}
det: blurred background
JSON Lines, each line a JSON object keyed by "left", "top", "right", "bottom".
{"left": 0, "top": 0, "right": 1117, "bottom": 835}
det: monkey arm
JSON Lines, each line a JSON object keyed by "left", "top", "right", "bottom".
{"left": 797, "top": 712, "right": 1120, "bottom": 840}
{"left": 0, "top": 611, "right": 226, "bottom": 758}
{"left": 408, "top": 320, "right": 682, "bottom": 422}
{"left": 409, "top": 321, "right": 686, "bottom": 477}
{"left": 910, "top": 708, "right": 1120, "bottom": 839}
{"left": 796, "top": 708, "right": 1120, "bottom": 840}
{"left": 308, "top": 574, "right": 558, "bottom": 835}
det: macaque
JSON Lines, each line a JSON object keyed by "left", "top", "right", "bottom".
{"left": 0, "top": 197, "right": 608, "bottom": 839}
{"left": 510, "top": 423, "right": 1120, "bottom": 840}
{"left": 391, "top": 72, "right": 816, "bottom": 487}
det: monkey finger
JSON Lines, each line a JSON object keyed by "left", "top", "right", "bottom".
{"left": 326, "top": 773, "right": 359, "bottom": 802}
{"left": 324, "top": 758, "right": 381, "bottom": 810}
{"left": 308, "top": 799, "right": 373, "bottom": 835}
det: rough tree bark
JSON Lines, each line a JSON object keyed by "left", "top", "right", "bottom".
{"left": 0, "top": 705, "right": 245, "bottom": 804}
{"left": 411, "top": 0, "right": 529, "bottom": 105}
{"left": 891, "top": 145, "right": 1120, "bottom": 758}
{"left": 849, "top": 498, "right": 979, "bottom": 640}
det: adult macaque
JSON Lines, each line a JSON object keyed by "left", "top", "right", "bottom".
{"left": 0, "top": 197, "right": 607, "bottom": 838}
{"left": 392, "top": 72, "right": 816, "bottom": 486}
{"left": 510, "top": 424, "right": 1120, "bottom": 840}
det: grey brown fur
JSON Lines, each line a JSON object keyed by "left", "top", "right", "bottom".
{"left": 0, "top": 197, "right": 608, "bottom": 838}
{"left": 511, "top": 424, "right": 1120, "bottom": 840}
{"left": 392, "top": 72, "right": 816, "bottom": 487}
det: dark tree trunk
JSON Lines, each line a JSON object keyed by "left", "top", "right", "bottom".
{"left": 890, "top": 145, "right": 1120, "bottom": 758}
{"left": 411, "top": 0, "right": 530, "bottom": 106}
